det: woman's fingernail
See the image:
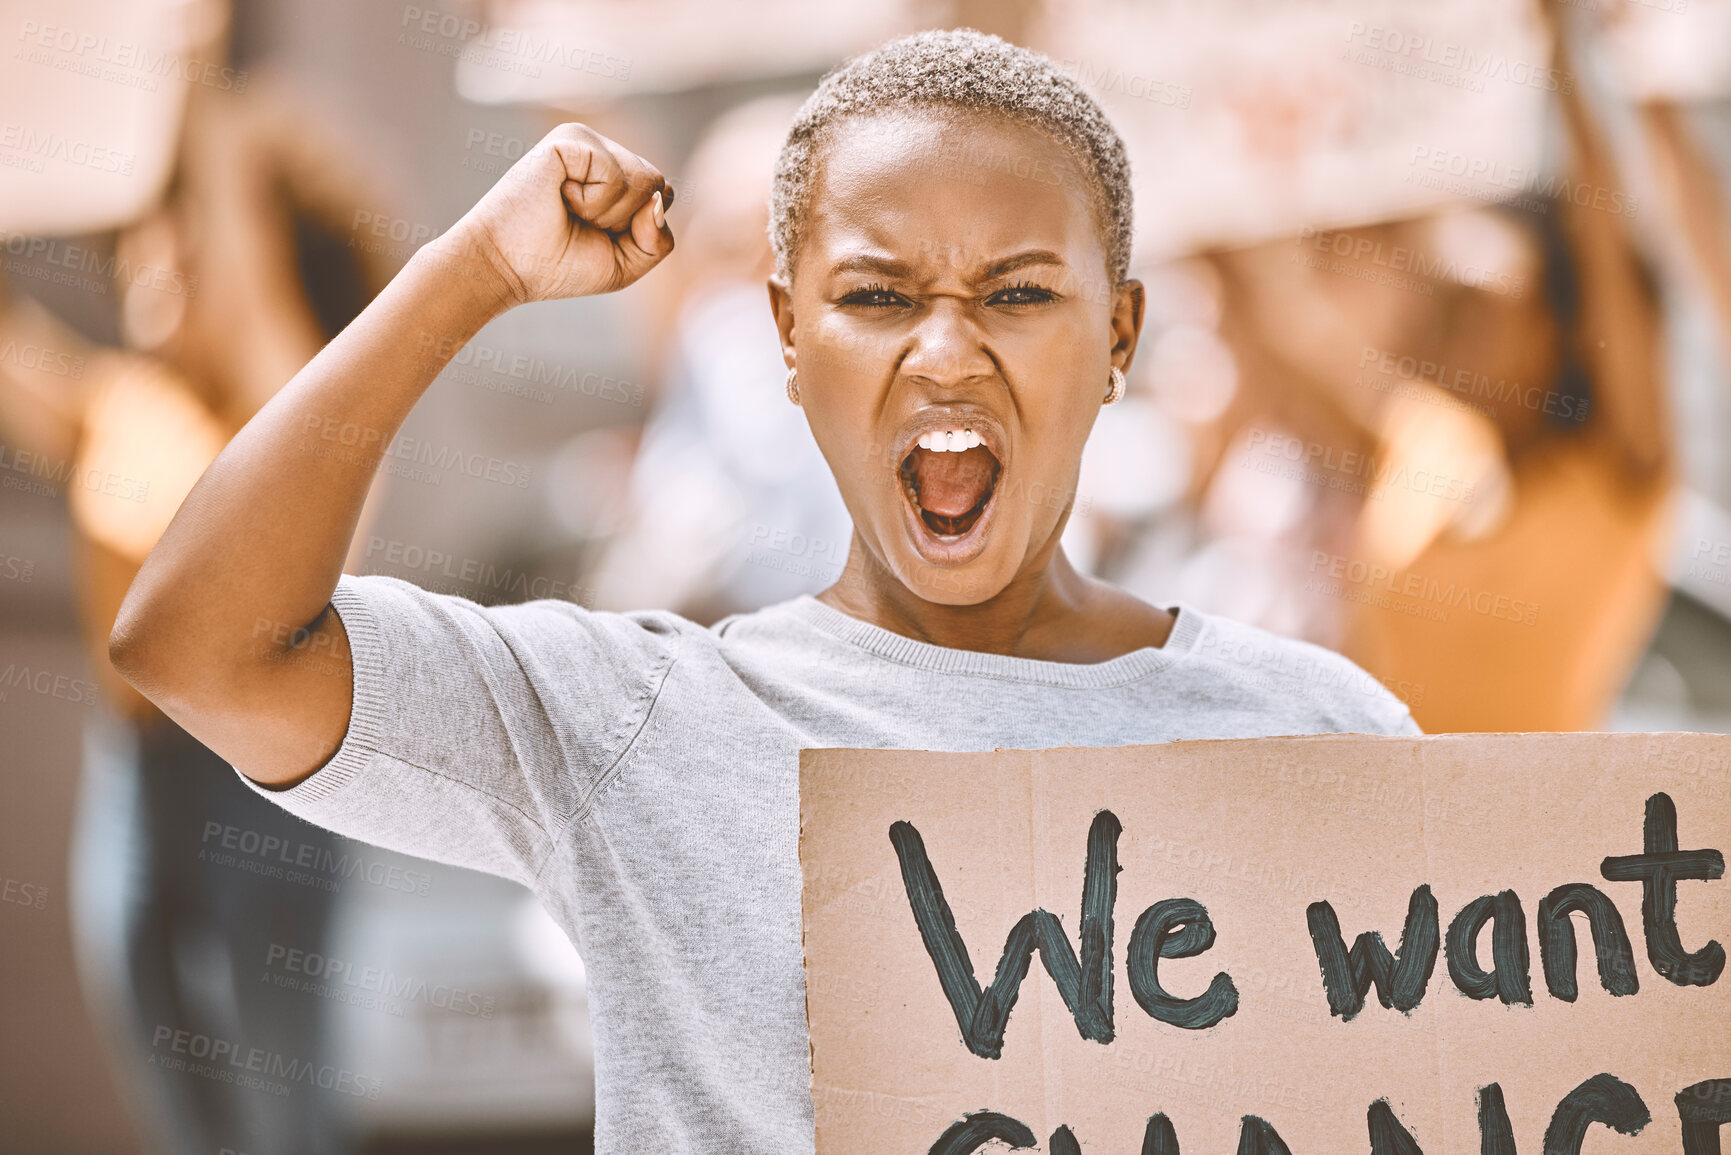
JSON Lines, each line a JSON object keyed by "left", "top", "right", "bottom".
{"left": 652, "top": 190, "right": 664, "bottom": 230}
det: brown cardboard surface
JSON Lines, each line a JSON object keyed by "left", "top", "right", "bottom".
{"left": 800, "top": 733, "right": 1731, "bottom": 1153}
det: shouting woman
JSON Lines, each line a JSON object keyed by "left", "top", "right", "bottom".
{"left": 109, "top": 30, "right": 1419, "bottom": 1153}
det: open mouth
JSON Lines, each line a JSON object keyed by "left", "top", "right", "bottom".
{"left": 898, "top": 432, "right": 1002, "bottom": 539}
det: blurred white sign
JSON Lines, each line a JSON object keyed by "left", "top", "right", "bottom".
{"left": 1036, "top": 0, "right": 1565, "bottom": 259}
{"left": 451, "top": 0, "right": 926, "bottom": 105}
{"left": 0, "top": 0, "right": 214, "bottom": 233}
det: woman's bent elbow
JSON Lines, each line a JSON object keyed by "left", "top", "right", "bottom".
{"left": 107, "top": 589, "right": 195, "bottom": 697}
{"left": 107, "top": 609, "right": 158, "bottom": 691}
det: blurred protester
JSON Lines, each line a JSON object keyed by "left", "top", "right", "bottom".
{"left": 0, "top": 58, "right": 392, "bottom": 1155}
{"left": 1092, "top": 0, "right": 1731, "bottom": 732}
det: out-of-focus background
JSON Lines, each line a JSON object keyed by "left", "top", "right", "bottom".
{"left": 2, "top": 0, "right": 1729, "bottom": 1150}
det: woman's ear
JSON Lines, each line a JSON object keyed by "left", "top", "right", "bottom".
{"left": 767, "top": 275, "right": 796, "bottom": 368}
{"left": 1109, "top": 277, "right": 1146, "bottom": 374}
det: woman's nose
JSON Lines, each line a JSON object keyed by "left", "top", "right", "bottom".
{"left": 897, "top": 298, "right": 996, "bottom": 389}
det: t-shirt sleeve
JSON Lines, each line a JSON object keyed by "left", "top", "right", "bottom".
{"left": 235, "top": 574, "right": 683, "bottom": 889}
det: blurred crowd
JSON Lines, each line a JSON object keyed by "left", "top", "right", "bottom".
{"left": 3, "top": 0, "right": 1730, "bottom": 1150}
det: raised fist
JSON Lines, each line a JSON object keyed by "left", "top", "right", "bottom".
{"left": 445, "top": 122, "right": 676, "bottom": 305}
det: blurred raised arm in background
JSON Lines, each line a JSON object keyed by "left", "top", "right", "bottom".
{"left": 1045, "top": 0, "right": 1731, "bottom": 732}
{"left": 0, "top": 9, "right": 396, "bottom": 1145}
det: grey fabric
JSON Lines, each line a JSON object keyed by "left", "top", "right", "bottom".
{"left": 242, "top": 574, "right": 1421, "bottom": 1153}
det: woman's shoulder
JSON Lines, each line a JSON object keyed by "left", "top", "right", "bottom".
{"left": 1174, "top": 605, "right": 1421, "bottom": 736}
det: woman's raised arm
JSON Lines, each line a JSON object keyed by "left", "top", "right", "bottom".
{"left": 108, "top": 123, "right": 674, "bottom": 786}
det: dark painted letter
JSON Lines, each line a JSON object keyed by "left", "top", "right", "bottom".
{"left": 1236, "top": 1115, "right": 1293, "bottom": 1155}
{"left": 1368, "top": 1099, "right": 1424, "bottom": 1155}
{"left": 1479, "top": 1084, "right": 1516, "bottom": 1155}
{"left": 890, "top": 811, "right": 1121, "bottom": 1060}
{"left": 1307, "top": 886, "right": 1440, "bottom": 1020}
{"left": 1127, "top": 897, "right": 1239, "bottom": 1029}
{"left": 1542, "top": 1073, "right": 1649, "bottom": 1155}
{"left": 1600, "top": 792, "right": 1725, "bottom": 987}
{"left": 1676, "top": 1078, "right": 1731, "bottom": 1155}
{"left": 928, "top": 1111, "right": 1037, "bottom": 1155}
{"left": 1143, "top": 1114, "right": 1179, "bottom": 1155}
{"left": 1446, "top": 890, "right": 1533, "bottom": 1005}
{"left": 1537, "top": 883, "right": 1638, "bottom": 1000}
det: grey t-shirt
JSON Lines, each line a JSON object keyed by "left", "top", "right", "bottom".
{"left": 245, "top": 574, "right": 1421, "bottom": 1152}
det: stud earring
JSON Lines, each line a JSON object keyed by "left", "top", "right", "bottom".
{"left": 1104, "top": 366, "right": 1126, "bottom": 405}
{"left": 785, "top": 366, "right": 800, "bottom": 407}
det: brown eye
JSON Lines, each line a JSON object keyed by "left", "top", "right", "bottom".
{"left": 840, "top": 284, "right": 908, "bottom": 308}
{"left": 988, "top": 282, "right": 1056, "bottom": 306}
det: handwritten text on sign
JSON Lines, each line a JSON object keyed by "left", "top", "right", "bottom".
{"left": 799, "top": 735, "right": 1731, "bottom": 1153}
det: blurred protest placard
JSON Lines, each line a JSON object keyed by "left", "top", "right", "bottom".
{"left": 1037, "top": 0, "right": 1561, "bottom": 259}
{"left": 0, "top": 0, "right": 203, "bottom": 232}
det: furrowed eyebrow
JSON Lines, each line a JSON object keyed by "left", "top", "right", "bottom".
{"left": 829, "top": 254, "right": 915, "bottom": 278}
{"left": 982, "top": 250, "right": 1067, "bottom": 279}
{"left": 829, "top": 249, "right": 1069, "bottom": 282}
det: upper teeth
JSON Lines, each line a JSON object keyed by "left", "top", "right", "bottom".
{"left": 917, "top": 429, "right": 982, "bottom": 452}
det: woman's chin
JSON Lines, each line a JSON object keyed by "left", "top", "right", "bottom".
{"left": 877, "top": 499, "right": 1025, "bottom": 607}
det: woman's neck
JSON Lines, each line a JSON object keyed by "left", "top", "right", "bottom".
{"left": 815, "top": 534, "right": 1176, "bottom": 663}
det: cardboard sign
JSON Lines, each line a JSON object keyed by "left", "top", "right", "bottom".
{"left": 800, "top": 733, "right": 1731, "bottom": 1153}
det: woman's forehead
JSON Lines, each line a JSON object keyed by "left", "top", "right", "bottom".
{"left": 802, "top": 110, "right": 1105, "bottom": 278}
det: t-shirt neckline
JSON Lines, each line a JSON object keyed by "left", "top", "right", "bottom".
{"left": 780, "top": 595, "right": 1201, "bottom": 688}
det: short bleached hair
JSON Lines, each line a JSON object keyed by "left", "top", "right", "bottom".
{"left": 769, "top": 28, "right": 1134, "bottom": 288}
